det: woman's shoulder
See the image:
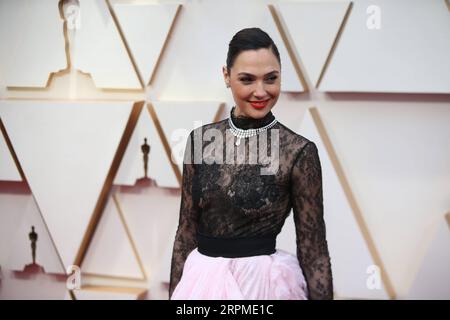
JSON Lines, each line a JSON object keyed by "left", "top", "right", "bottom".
{"left": 276, "top": 121, "right": 316, "bottom": 150}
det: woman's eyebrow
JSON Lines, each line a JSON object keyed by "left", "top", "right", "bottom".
{"left": 237, "top": 70, "right": 280, "bottom": 76}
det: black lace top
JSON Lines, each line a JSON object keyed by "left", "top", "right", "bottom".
{"left": 169, "top": 106, "right": 333, "bottom": 300}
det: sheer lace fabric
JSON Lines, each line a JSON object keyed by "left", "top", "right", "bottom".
{"left": 169, "top": 107, "right": 333, "bottom": 300}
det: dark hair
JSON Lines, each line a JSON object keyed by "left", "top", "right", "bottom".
{"left": 226, "top": 27, "right": 281, "bottom": 74}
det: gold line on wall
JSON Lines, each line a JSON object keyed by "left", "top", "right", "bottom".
{"left": 446, "top": 212, "right": 450, "bottom": 229}
{"left": 77, "top": 285, "right": 148, "bottom": 299}
{"left": 68, "top": 290, "right": 76, "bottom": 300}
{"left": 106, "top": 0, "right": 145, "bottom": 89}
{"left": 7, "top": 54, "right": 144, "bottom": 98}
{"left": 214, "top": 102, "right": 226, "bottom": 124}
{"left": 106, "top": 2, "right": 182, "bottom": 88}
{"left": 75, "top": 101, "right": 145, "bottom": 267}
{"left": 146, "top": 102, "right": 182, "bottom": 186}
{"left": 81, "top": 272, "right": 145, "bottom": 282}
{"left": 315, "top": 2, "right": 353, "bottom": 89}
{"left": 268, "top": 4, "right": 309, "bottom": 93}
{"left": 309, "top": 106, "right": 397, "bottom": 300}
{"left": 79, "top": 193, "right": 147, "bottom": 281}
{"left": 0, "top": 118, "right": 26, "bottom": 181}
{"left": 148, "top": 4, "right": 183, "bottom": 87}
{"left": 113, "top": 193, "right": 148, "bottom": 281}
{"left": 0, "top": 116, "right": 67, "bottom": 275}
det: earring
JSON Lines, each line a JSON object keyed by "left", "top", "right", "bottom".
{"left": 226, "top": 83, "right": 230, "bottom": 88}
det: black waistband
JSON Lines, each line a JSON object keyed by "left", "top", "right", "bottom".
{"left": 197, "top": 232, "right": 276, "bottom": 258}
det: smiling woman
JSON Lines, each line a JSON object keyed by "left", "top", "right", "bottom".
{"left": 169, "top": 27, "right": 333, "bottom": 300}
{"left": 222, "top": 34, "right": 281, "bottom": 119}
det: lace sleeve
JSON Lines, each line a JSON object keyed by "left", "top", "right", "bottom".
{"left": 291, "top": 141, "right": 333, "bottom": 300}
{"left": 168, "top": 131, "right": 200, "bottom": 299}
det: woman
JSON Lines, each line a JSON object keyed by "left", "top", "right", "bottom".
{"left": 169, "top": 27, "right": 333, "bottom": 300}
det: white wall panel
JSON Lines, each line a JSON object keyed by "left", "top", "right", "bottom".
{"left": 116, "top": 185, "right": 180, "bottom": 284}
{"left": 114, "top": 105, "right": 179, "bottom": 188}
{"left": 317, "top": 99, "right": 450, "bottom": 298}
{"left": 0, "top": 188, "right": 32, "bottom": 267}
{"left": 81, "top": 193, "right": 145, "bottom": 279}
{"left": 276, "top": 1, "right": 351, "bottom": 87}
{"left": 278, "top": 108, "right": 389, "bottom": 299}
{"left": 113, "top": 3, "right": 180, "bottom": 85}
{"left": 0, "top": 100, "right": 134, "bottom": 269}
{"left": 0, "top": 132, "right": 22, "bottom": 181}
{"left": 319, "top": 0, "right": 450, "bottom": 93}
{"left": 6, "top": 196, "right": 65, "bottom": 275}
{"left": 0, "top": 270, "right": 67, "bottom": 299}
{"left": 74, "top": 0, "right": 141, "bottom": 89}
{"left": 0, "top": 0, "right": 66, "bottom": 87}
{"left": 407, "top": 214, "right": 450, "bottom": 299}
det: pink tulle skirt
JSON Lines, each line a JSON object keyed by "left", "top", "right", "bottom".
{"left": 171, "top": 248, "right": 308, "bottom": 300}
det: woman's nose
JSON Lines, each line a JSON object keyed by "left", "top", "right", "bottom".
{"left": 253, "top": 82, "right": 267, "bottom": 99}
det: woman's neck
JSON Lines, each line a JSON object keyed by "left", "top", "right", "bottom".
{"left": 230, "top": 106, "right": 275, "bottom": 130}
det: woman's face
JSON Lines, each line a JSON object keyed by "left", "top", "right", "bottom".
{"left": 223, "top": 48, "right": 281, "bottom": 119}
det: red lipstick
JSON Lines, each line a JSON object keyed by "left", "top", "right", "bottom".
{"left": 249, "top": 99, "right": 270, "bottom": 109}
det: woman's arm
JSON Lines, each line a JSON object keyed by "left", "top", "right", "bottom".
{"left": 168, "top": 130, "right": 200, "bottom": 299}
{"left": 290, "top": 141, "right": 333, "bottom": 300}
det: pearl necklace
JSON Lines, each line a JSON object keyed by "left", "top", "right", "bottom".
{"left": 228, "top": 113, "right": 278, "bottom": 146}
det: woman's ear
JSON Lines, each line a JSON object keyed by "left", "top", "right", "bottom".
{"left": 222, "top": 66, "right": 230, "bottom": 88}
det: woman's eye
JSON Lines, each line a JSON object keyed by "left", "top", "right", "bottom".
{"left": 239, "top": 76, "right": 278, "bottom": 83}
